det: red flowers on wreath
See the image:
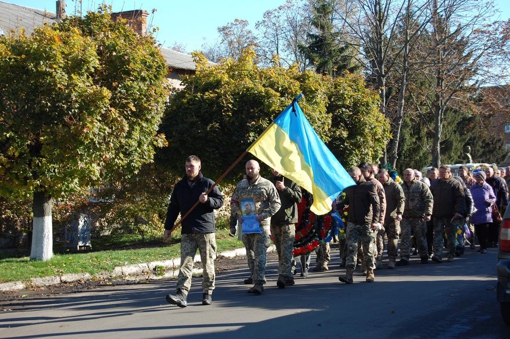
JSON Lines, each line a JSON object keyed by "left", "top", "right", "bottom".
{"left": 292, "top": 191, "right": 335, "bottom": 256}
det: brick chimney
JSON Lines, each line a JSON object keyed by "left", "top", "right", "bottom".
{"left": 111, "top": 10, "right": 149, "bottom": 36}
{"left": 56, "top": 0, "right": 66, "bottom": 20}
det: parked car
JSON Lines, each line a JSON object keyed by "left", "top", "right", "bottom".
{"left": 497, "top": 206, "right": 510, "bottom": 325}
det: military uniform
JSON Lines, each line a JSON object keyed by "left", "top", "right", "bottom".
{"left": 231, "top": 176, "right": 281, "bottom": 288}
{"left": 381, "top": 177, "right": 405, "bottom": 266}
{"left": 430, "top": 177, "right": 465, "bottom": 261}
{"left": 370, "top": 177, "right": 386, "bottom": 268}
{"left": 338, "top": 177, "right": 380, "bottom": 272}
{"left": 401, "top": 179, "right": 433, "bottom": 263}
{"left": 269, "top": 174, "right": 302, "bottom": 286}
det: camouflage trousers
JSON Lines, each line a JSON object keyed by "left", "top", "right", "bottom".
{"left": 432, "top": 217, "right": 462, "bottom": 260}
{"left": 384, "top": 220, "right": 401, "bottom": 262}
{"left": 292, "top": 253, "right": 311, "bottom": 272}
{"left": 271, "top": 224, "right": 295, "bottom": 280}
{"left": 242, "top": 227, "right": 271, "bottom": 285}
{"left": 339, "top": 237, "right": 347, "bottom": 262}
{"left": 400, "top": 218, "right": 428, "bottom": 259}
{"left": 346, "top": 222, "right": 377, "bottom": 269}
{"left": 315, "top": 242, "right": 330, "bottom": 266}
{"left": 375, "top": 227, "right": 385, "bottom": 257}
{"left": 176, "top": 233, "right": 217, "bottom": 296}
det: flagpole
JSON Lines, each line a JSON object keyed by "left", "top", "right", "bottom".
{"left": 169, "top": 93, "right": 303, "bottom": 234}
{"left": 168, "top": 150, "right": 249, "bottom": 234}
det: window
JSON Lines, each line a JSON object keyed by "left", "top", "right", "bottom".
{"left": 506, "top": 143, "right": 510, "bottom": 152}
{"left": 505, "top": 124, "right": 510, "bottom": 133}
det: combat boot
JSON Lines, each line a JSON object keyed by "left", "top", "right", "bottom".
{"left": 376, "top": 255, "right": 383, "bottom": 269}
{"left": 249, "top": 284, "right": 264, "bottom": 295}
{"left": 339, "top": 268, "right": 354, "bottom": 284}
{"left": 166, "top": 289, "right": 187, "bottom": 308}
{"left": 366, "top": 269, "right": 375, "bottom": 282}
{"left": 202, "top": 293, "right": 212, "bottom": 305}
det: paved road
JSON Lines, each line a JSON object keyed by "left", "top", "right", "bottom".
{"left": 0, "top": 246, "right": 509, "bottom": 339}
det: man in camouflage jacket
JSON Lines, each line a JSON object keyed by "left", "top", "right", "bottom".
{"left": 230, "top": 160, "right": 281, "bottom": 295}
{"left": 400, "top": 168, "right": 433, "bottom": 266}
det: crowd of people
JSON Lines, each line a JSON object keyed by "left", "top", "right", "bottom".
{"left": 162, "top": 155, "right": 508, "bottom": 307}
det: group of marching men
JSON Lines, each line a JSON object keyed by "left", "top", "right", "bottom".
{"left": 164, "top": 156, "right": 506, "bottom": 308}
{"left": 331, "top": 162, "right": 505, "bottom": 284}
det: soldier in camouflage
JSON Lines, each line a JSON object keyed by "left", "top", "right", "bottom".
{"left": 377, "top": 169, "right": 405, "bottom": 269}
{"left": 359, "top": 163, "right": 386, "bottom": 270}
{"left": 163, "top": 155, "right": 224, "bottom": 308}
{"left": 269, "top": 169, "right": 302, "bottom": 288}
{"left": 231, "top": 160, "right": 281, "bottom": 295}
{"left": 337, "top": 166, "right": 380, "bottom": 284}
{"left": 399, "top": 168, "right": 433, "bottom": 266}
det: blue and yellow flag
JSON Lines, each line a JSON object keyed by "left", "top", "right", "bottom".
{"left": 247, "top": 94, "right": 355, "bottom": 215}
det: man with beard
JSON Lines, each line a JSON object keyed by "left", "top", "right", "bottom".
{"left": 230, "top": 160, "right": 281, "bottom": 295}
{"left": 164, "top": 155, "right": 224, "bottom": 308}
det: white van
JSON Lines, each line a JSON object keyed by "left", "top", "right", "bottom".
{"left": 421, "top": 163, "right": 493, "bottom": 177}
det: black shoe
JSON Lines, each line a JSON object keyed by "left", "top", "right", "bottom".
{"left": 244, "top": 277, "right": 253, "bottom": 284}
{"left": 420, "top": 256, "right": 428, "bottom": 264}
{"left": 431, "top": 256, "right": 442, "bottom": 263}
{"left": 396, "top": 259, "right": 409, "bottom": 266}
{"left": 277, "top": 279, "right": 285, "bottom": 289}
{"left": 285, "top": 278, "right": 295, "bottom": 286}
{"left": 248, "top": 285, "right": 264, "bottom": 295}
{"left": 166, "top": 290, "right": 187, "bottom": 308}
{"left": 202, "top": 293, "right": 212, "bottom": 305}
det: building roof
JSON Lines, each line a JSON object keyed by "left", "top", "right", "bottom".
{"left": 159, "top": 48, "right": 198, "bottom": 71}
{"left": 0, "top": 1, "right": 57, "bottom": 37}
{"left": 0, "top": 1, "right": 199, "bottom": 72}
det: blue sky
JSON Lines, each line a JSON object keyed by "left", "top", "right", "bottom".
{"left": 4, "top": 0, "right": 510, "bottom": 53}
{"left": 5, "top": 0, "right": 288, "bottom": 52}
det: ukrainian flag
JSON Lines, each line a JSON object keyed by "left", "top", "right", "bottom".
{"left": 247, "top": 94, "right": 355, "bottom": 215}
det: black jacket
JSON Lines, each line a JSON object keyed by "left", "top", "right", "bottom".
{"left": 430, "top": 177, "right": 465, "bottom": 218}
{"left": 164, "top": 172, "right": 223, "bottom": 234}
{"left": 340, "top": 177, "right": 380, "bottom": 225}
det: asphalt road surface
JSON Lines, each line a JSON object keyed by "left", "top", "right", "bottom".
{"left": 1, "top": 245, "right": 509, "bottom": 339}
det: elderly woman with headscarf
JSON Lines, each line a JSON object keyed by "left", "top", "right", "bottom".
{"left": 470, "top": 170, "right": 496, "bottom": 254}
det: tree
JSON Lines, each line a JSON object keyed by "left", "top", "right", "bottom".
{"left": 300, "top": 0, "right": 359, "bottom": 77}
{"left": 255, "top": 0, "right": 312, "bottom": 70}
{"left": 0, "top": 9, "right": 169, "bottom": 260}
{"left": 338, "top": 0, "right": 429, "bottom": 168}
{"left": 217, "top": 19, "right": 259, "bottom": 62}
{"left": 326, "top": 73, "right": 392, "bottom": 167}
{"left": 420, "top": 0, "right": 497, "bottom": 167}
{"left": 157, "top": 48, "right": 389, "bottom": 180}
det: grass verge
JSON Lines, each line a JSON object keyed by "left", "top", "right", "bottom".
{"left": 0, "top": 229, "right": 243, "bottom": 284}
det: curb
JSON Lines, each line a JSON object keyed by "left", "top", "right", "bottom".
{"left": 0, "top": 245, "right": 276, "bottom": 293}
